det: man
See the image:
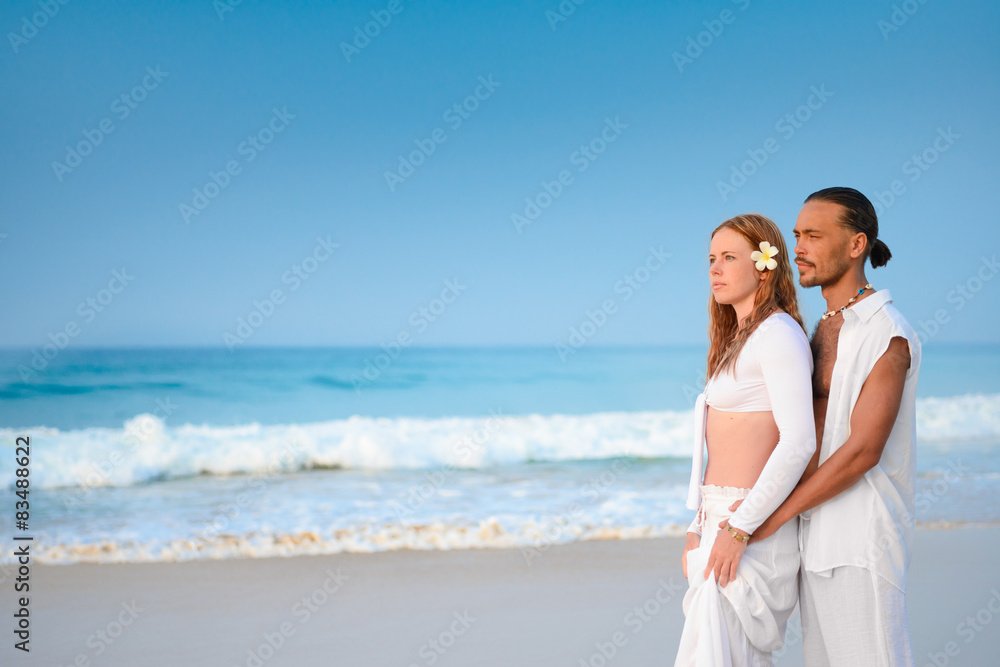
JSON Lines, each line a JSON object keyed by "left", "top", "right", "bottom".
{"left": 747, "top": 186, "right": 921, "bottom": 665}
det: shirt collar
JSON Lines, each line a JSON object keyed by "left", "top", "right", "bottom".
{"left": 843, "top": 288, "right": 892, "bottom": 323}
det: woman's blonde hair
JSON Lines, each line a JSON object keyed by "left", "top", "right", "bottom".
{"left": 706, "top": 213, "right": 806, "bottom": 379}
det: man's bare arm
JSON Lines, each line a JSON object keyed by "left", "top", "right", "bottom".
{"left": 749, "top": 336, "right": 911, "bottom": 541}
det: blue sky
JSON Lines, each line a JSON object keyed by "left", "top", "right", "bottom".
{"left": 1, "top": 0, "right": 998, "bottom": 348}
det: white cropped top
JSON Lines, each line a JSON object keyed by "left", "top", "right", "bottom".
{"left": 686, "top": 312, "right": 816, "bottom": 535}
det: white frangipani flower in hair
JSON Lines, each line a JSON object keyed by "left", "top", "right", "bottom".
{"left": 750, "top": 241, "right": 779, "bottom": 271}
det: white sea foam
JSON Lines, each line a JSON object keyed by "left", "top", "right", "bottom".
{"left": 2, "top": 517, "right": 986, "bottom": 566}
{"left": 0, "top": 409, "right": 690, "bottom": 489}
{"left": 910, "top": 393, "right": 1000, "bottom": 441}
{"left": 2, "top": 520, "right": 688, "bottom": 565}
{"left": 2, "top": 393, "right": 999, "bottom": 490}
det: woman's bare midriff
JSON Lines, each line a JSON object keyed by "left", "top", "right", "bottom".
{"left": 702, "top": 406, "right": 780, "bottom": 489}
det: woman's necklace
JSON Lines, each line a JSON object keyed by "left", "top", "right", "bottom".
{"left": 821, "top": 283, "right": 874, "bottom": 320}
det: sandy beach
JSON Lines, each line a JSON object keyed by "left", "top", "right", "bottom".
{"left": 0, "top": 525, "right": 995, "bottom": 666}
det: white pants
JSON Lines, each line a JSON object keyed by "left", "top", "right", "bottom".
{"left": 675, "top": 485, "right": 800, "bottom": 667}
{"left": 799, "top": 565, "right": 913, "bottom": 666}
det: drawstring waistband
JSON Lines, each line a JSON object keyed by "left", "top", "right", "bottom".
{"left": 700, "top": 483, "right": 752, "bottom": 499}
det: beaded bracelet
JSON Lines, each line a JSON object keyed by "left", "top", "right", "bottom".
{"left": 727, "top": 524, "right": 750, "bottom": 543}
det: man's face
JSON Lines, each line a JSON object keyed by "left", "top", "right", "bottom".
{"left": 792, "top": 200, "right": 854, "bottom": 288}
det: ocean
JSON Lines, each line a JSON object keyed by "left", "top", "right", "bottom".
{"left": 1, "top": 344, "right": 998, "bottom": 565}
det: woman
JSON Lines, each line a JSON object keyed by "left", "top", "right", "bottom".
{"left": 675, "top": 214, "right": 816, "bottom": 666}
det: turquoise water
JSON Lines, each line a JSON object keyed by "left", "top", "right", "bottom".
{"left": 0, "top": 344, "right": 997, "bottom": 564}
{"left": 2, "top": 343, "right": 998, "bottom": 429}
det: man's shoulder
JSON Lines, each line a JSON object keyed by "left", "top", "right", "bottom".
{"left": 866, "top": 301, "right": 920, "bottom": 344}
{"left": 854, "top": 300, "right": 922, "bottom": 375}
{"left": 851, "top": 291, "right": 913, "bottom": 336}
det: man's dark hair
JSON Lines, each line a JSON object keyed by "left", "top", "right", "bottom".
{"left": 804, "top": 186, "right": 892, "bottom": 268}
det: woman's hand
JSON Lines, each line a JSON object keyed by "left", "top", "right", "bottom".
{"left": 704, "top": 519, "right": 748, "bottom": 587}
{"left": 682, "top": 532, "right": 700, "bottom": 578}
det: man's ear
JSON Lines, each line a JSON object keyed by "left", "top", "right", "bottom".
{"left": 849, "top": 232, "right": 868, "bottom": 259}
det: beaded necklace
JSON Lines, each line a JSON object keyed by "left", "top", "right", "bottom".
{"left": 821, "top": 283, "right": 873, "bottom": 320}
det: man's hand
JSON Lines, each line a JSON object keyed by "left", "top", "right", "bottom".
{"left": 705, "top": 520, "right": 748, "bottom": 587}
{"left": 682, "top": 532, "right": 700, "bottom": 578}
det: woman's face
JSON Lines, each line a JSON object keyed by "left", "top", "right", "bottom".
{"left": 708, "top": 228, "right": 763, "bottom": 312}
